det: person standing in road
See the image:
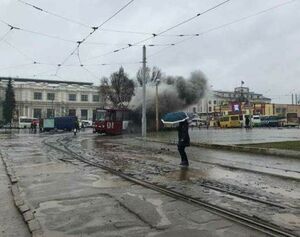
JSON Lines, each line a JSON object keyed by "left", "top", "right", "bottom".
{"left": 177, "top": 119, "right": 190, "bottom": 167}
{"left": 245, "top": 116, "right": 250, "bottom": 129}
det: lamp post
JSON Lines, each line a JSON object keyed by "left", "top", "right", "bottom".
{"left": 155, "top": 78, "right": 160, "bottom": 132}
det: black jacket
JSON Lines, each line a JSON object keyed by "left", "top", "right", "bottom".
{"left": 178, "top": 120, "right": 190, "bottom": 146}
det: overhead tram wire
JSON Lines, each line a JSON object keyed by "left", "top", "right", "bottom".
{"left": 16, "top": 0, "right": 91, "bottom": 28}
{"left": 55, "top": 0, "right": 135, "bottom": 76}
{"left": 2, "top": 39, "right": 39, "bottom": 63}
{"left": 84, "top": 0, "right": 230, "bottom": 62}
{"left": 1, "top": 19, "right": 180, "bottom": 47}
{"left": 16, "top": 0, "right": 168, "bottom": 37}
{"left": 148, "top": 0, "right": 298, "bottom": 58}
{"left": 0, "top": 29, "right": 13, "bottom": 43}
{"left": 0, "top": 19, "right": 142, "bottom": 46}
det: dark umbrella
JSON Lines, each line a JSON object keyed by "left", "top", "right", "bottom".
{"left": 161, "top": 112, "right": 189, "bottom": 125}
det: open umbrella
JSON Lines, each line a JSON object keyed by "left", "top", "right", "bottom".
{"left": 161, "top": 112, "right": 189, "bottom": 124}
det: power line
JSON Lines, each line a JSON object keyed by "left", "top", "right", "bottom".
{"left": 0, "top": 63, "right": 34, "bottom": 70}
{"left": 56, "top": 0, "right": 135, "bottom": 74}
{"left": 0, "top": 29, "right": 13, "bottom": 43}
{"left": 85, "top": 0, "right": 230, "bottom": 62}
{"left": 1, "top": 39, "right": 38, "bottom": 63}
{"left": 148, "top": 0, "right": 297, "bottom": 58}
{"left": 16, "top": 0, "right": 91, "bottom": 28}
{"left": 0, "top": 19, "right": 140, "bottom": 46}
{"left": 16, "top": 0, "right": 163, "bottom": 36}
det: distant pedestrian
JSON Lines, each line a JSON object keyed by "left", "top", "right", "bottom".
{"left": 177, "top": 119, "right": 190, "bottom": 167}
{"left": 74, "top": 118, "right": 80, "bottom": 135}
{"left": 245, "top": 116, "right": 250, "bottom": 128}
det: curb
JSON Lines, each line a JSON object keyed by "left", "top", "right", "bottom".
{"left": 144, "top": 138, "right": 300, "bottom": 159}
{"left": 0, "top": 152, "right": 43, "bottom": 237}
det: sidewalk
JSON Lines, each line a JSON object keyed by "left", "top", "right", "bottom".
{"left": 0, "top": 153, "right": 31, "bottom": 237}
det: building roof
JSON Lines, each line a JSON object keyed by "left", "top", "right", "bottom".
{"left": 0, "top": 77, "right": 93, "bottom": 86}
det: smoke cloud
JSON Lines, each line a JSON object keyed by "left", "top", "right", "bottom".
{"left": 129, "top": 70, "right": 207, "bottom": 129}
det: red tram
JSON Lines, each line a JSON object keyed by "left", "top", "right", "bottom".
{"left": 93, "top": 108, "right": 133, "bottom": 135}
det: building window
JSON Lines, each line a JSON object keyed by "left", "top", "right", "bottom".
{"left": 33, "top": 108, "right": 42, "bottom": 118}
{"left": 208, "top": 100, "right": 211, "bottom": 105}
{"left": 69, "top": 109, "right": 76, "bottom": 116}
{"left": 209, "top": 107, "right": 212, "bottom": 112}
{"left": 93, "top": 95, "right": 100, "bottom": 102}
{"left": 81, "top": 94, "right": 88, "bottom": 102}
{"left": 81, "top": 109, "right": 88, "bottom": 120}
{"left": 34, "top": 92, "right": 42, "bottom": 100}
{"left": 92, "top": 110, "right": 97, "bottom": 121}
{"left": 193, "top": 107, "right": 196, "bottom": 113}
{"left": 69, "top": 94, "right": 76, "bottom": 101}
{"left": 213, "top": 100, "right": 216, "bottom": 105}
{"left": 47, "top": 93, "right": 55, "bottom": 101}
{"left": 47, "top": 109, "right": 55, "bottom": 118}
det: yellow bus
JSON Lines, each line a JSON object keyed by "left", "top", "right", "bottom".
{"left": 219, "top": 115, "right": 241, "bottom": 128}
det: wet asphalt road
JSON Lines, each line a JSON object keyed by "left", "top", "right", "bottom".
{"left": 0, "top": 129, "right": 299, "bottom": 236}
{"left": 77, "top": 134, "right": 300, "bottom": 233}
{"left": 150, "top": 127, "right": 300, "bottom": 145}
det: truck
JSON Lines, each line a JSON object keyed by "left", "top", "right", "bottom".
{"left": 42, "top": 116, "right": 77, "bottom": 132}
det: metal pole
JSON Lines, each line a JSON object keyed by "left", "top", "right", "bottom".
{"left": 142, "top": 45, "right": 147, "bottom": 137}
{"left": 155, "top": 80, "right": 159, "bottom": 132}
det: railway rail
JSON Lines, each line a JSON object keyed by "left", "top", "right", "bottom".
{"left": 43, "top": 136, "right": 299, "bottom": 237}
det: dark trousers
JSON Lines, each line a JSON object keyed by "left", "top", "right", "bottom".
{"left": 178, "top": 145, "right": 188, "bottom": 164}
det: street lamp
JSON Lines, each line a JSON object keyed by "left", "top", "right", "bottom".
{"left": 155, "top": 78, "right": 160, "bottom": 132}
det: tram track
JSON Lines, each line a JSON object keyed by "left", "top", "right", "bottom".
{"left": 43, "top": 136, "right": 299, "bottom": 237}
{"left": 123, "top": 139, "right": 300, "bottom": 181}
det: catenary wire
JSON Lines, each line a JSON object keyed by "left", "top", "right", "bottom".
{"left": 84, "top": 0, "right": 230, "bottom": 62}
{"left": 0, "top": 29, "right": 13, "bottom": 43}
{"left": 16, "top": 0, "right": 91, "bottom": 28}
{"left": 148, "top": 0, "right": 298, "bottom": 58}
{"left": 1, "top": 39, "right": 38, "bottom": 63}
{"left": 55, "top": 0, "right": 135, "bottom": 75}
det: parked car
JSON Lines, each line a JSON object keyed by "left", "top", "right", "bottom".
{"left": 80, "top": 120, "right": 93, "bottom": 128}
{"left": 2, "top": 123, "right": 12, "bottom": 129}
{"left": 189, "top": 118, "right": 205, "bottom": 127}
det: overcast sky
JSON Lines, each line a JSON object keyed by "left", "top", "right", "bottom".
{"left": 0, "top": 0, "right": 299, "bottom": 103}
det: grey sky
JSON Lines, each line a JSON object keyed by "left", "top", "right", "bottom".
{"left": 0, "top": 0, "right": 299, "bottom": 103}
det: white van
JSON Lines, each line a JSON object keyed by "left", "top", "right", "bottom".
{"left": 251, "top": 115, "right": 261, "bottom": 127}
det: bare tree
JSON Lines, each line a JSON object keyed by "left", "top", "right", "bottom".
{"left": 136, "top": 66, "right": 162, "bottom": 86}
{"left": 99, "top": 77, "right": 110, "bottom": 108}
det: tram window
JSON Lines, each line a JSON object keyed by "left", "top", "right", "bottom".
{"left": 116, "top": 111, "right": 123, "bottom": 121}
{"left": 96, "top": 110, "right": 106, "bottom": 121}
{"left": 123, "top": 111, "right": 129, "bottom": 120}
{"left": 106, "top": 111, "right": 116, "bottom": 121}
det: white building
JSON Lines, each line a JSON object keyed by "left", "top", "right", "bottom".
{"left": 0, "top": 77, "right": 101, "bottom": 122}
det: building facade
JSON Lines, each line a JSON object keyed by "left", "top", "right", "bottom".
{"left": 187, "top": 86, "right": 272, "bottom": 115}
{"left": 0, "top": 77, "right": 102, "bottom": 122}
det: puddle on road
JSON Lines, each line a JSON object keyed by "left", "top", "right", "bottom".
{"left": 147, "top": 198, "right": 171, "bottom": 227}
{"left": 165, "top": 168, "right": 207, "bottom": 181}
{"left": 83, "top": 174, "right": 130, "bottom": 188}
{"left": 262, "top": 185, "right": 300, "bottom": 199}
{"left": 164, "top": 166, "right": 241, "bottom": 182}
{"left": 272, "top": 213, "right": 300, "bottom": 229}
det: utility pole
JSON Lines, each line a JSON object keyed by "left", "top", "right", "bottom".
{"left": 292, "top": 94, "right": 294, "bottom": 104}
{"left": 142, "top": 45, "right": 147, "bottom": 137}
{"left": 155, "top": 78, "right": 160, "bottom": 132}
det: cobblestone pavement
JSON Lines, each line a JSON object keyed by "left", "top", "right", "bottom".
{"left": 0, "top": 132, "right": 276, "bottom": 237}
